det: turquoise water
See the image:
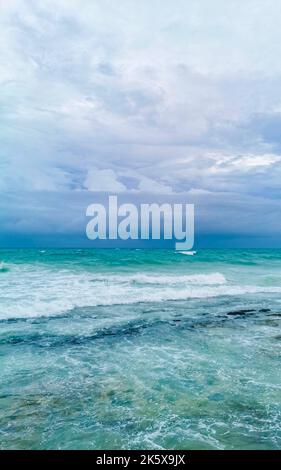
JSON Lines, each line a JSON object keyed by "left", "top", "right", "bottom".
{"left": 0, "top": 249, "right": 280, "bottom": 449}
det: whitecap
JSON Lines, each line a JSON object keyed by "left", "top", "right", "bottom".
{"left": 0, "top": 265, "right": 281, "bottom": 320}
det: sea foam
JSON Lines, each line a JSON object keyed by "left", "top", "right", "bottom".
{"left": 0, "top": 265, "right": 281, "bottom": 319}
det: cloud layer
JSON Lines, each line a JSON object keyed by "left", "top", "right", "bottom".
{"left": 1, "top": 0, "right": 281, "bottom": 245}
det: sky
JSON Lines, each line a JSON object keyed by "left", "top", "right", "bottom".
{"left": 1, "top": 0, "right": 281, "bottom": 248}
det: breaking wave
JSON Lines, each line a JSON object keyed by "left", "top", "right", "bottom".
{"left": 0, "top": 265, "right": 280, "bottom": 319}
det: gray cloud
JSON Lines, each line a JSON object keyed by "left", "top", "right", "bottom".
{"left": 0, "top": 0, "right": 281, "bottom": 245}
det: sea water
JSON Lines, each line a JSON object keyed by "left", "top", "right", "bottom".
{"left": 0, "top": 249, "right": 280, "bottom": 449}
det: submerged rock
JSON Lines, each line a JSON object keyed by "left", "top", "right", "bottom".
{"left": 227, "top": 309, "right": 255, "bottom": 316}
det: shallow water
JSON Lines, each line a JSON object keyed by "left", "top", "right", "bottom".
{"left": 0, "top": 249, "right": 280, "bottom": 449}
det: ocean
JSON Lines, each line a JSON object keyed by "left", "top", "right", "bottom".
{"left": 0, "top": 249, "right": 280, "bottom": 449}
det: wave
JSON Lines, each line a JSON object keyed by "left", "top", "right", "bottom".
{"left": 0, "top": 266, "right": 281, "bottom": 319}
{"left": 0, "top": 262, "right": 9, "bottom": 273}
{"left": 128, "top": 272, "right": 226, "bottom": 285}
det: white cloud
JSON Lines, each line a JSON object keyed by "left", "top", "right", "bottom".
{"left": 136, "top": 176, "right": 173, "bottom": 194}
{"left": 85, "top": 168, "right": 126, "bottom": 192}
{"left": 209, "top": 153, "right": 281, "bottom": 173}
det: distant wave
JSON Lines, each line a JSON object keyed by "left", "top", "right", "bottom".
{"left": 128, "top": 272, "right": 226, "bottom": 285}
